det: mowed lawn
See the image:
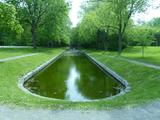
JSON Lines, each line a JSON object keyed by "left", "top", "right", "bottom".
{"left": 99, "top": 46, "right": 160, "bottom": 66}
{"left": 122, "top": 46, "right": 160, "bottom": 66}
{"left": 86, "top": 46, "right": 160, "bottom": 108}
{"left": 0, "top": 48, "right": 40, "bottom": 59}
{"left": 0, "top": 47, "right": 160, "bottom": 110}
{"left": 0, "top": 48, "right": 69, "bottom": 108}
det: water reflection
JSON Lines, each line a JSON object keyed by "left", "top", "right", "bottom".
{"left": 24, "top": 53, "right": 124, "bottom": 101}
{"left": 65, "top": 65, "right": 87, "bottom": 101}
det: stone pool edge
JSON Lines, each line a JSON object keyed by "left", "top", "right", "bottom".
{"left": 84, "top": 52, "right": 131, "bottom": 99}
{"left": 18, "top": 51, "right": 66, "bottom": 101}
{"left": 18, "top": 50, "right": 131, "bottom": 102}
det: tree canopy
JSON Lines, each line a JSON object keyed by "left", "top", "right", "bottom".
{"left": 71, "top": 0, "right": 151, "bottom": 52}
{"left": 1, "top": 0, "right": 70, "bottom": 47}
{"left": 0, "top": 2, "right": 23, "bottom": 33}
{"left": 1, "top": 0, "right": 160, "bottom": 51}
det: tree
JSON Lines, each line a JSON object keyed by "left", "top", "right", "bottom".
{"left": 22, "top": 0, "right": 52, "bottom": 48}
{"left": 0, "top": 2, "right": 23, "bottom": 45}
{"left": 0, "top": 2, "right": 23, "bottom": 33}
{"left": 5, "top": 0, "right": 70, "bottom": 48}
{"left": 109, "top": 0, "right": 148, "bottom": 54}
{"left": 147, "top": 18, "right": 160, "bottom": 46}
{"left": 71, "top": 2, "right": 115, "bottom": 50}
{"left": 72, "top": 0, "right": 148, "bottom": 51}
{"left": 36, "top": 0, "right": 71, "bottom": 47}
{"left": 127, "top": 26, "right": 153, "bottom": 57}
{"left": 148, "top": 17, "right": 160, "bottom": 27}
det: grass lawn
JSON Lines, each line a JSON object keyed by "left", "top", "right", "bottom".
{"left": 122, "top": 46, "right": 160, "bottom": 66}
{"left": 0, "top": 47, "right": 160, "bottom": 110}
{"left": 87, "top": 50, "right": 160, "bottom": 109}
{"left": 0, "top": 48, "right": 41, "bottom": 59}
{"left": 100, "top": 46, "right": 160, "bottom": 66}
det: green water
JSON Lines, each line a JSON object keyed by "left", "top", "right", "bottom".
{"left": 24, "top": 53, "right": 124, "bottom": 101}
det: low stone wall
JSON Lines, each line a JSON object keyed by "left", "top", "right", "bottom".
{"left": 18, "top": 51, "right": 65, "bottom": 100}
{"left": 84, "top": 52, "right": 131, "bottom": 99}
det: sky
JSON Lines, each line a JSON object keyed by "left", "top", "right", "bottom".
{"left": 69, "top": 0, "right": 86, "bottom": 27}
{"left": 133, "top": 0, "right": 160, "bottom": 23}
{"left": 69, "top": 0, "right": 160, "bottom": 27}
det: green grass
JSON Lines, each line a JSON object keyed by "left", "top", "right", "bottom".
{"left": 0, "top": 48, "right": 44, "bottom": 59}
{"left": 0, "top": 47, "right": 160, "bottom": 110}
{"left": 121, "top": 46, "right": 160, "bottom": 66}
{"left": 90, "top": 46, "right": 160, "bottom": 66}
{"left": 86, "top": 50, "right": 160, "bottom": 108}
{"left": 0, "top": 48, "right": 70, "bottom": 108}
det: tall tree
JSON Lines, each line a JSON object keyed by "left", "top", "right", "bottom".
{"left": 22, "top": 0, "right": 51, "bottom": 48}
{"left": 5, "top": 0, "right": 69, "bottom": 48}
{"left": 109, "top": 0, "right": 148, "bottom": 54}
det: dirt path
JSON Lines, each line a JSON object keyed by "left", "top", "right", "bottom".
{"left": 0, "top": 46, "right": 32, "bottom": 48}
{"left": 107, "top": 55, "right": 160, "bottom": 70}
{"left": 0, "top": 101, "right": 160, "bottom": 120}
{"left": 121, "top": 57, "right": 160, "bottom": 70}
{"left": 0, "top": 53, "right": 39, "bottom": 62}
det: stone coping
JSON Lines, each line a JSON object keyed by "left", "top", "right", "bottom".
{"left": 18, "top": 50, "right": 130, "bottom": 102}
{"left": 84, "top": 53, "right": 130, "bottom": 93}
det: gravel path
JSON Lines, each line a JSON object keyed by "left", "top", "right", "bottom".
{"left": 0, "top": 53, "right": 39, "bottom": 62}
{"left": 0, "top": 46, "right": 32, "bottom": 48}
{"left": 121, "top": 57, "right": 160, "bottom": 70}
{"left": 0, "top": 101, "right": 160, "bottom": 120}
{"left": 107, "top": 55, "right": 160, "bottom": 70}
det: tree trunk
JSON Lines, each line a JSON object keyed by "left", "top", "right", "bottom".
{"left": 118, "top": 20, "right": 123, "bottom": 55}
{"left": 31, "top": 23, "right": 37, "bottom": 49}
{"left": 105, "top": 29, "right": 109, "bottom": 51}
{"left": 118, "top": 32, "right": 123, "bottom": 55}
{"left": 142, "top": 45, "right": 144, "bottom": 57}
{"left": 158, "top": 39, "right": 160, "bottom": 46}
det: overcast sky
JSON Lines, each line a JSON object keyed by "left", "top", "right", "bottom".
{"left": 69, "top": 0, "right": 86, "bottom": 27}
{"left": 69, "top": 0, "right": 160, "bottom": 27}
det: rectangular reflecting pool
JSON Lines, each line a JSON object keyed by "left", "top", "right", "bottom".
{"left": 24, "top": 52, "right": 124, "bottom": 101}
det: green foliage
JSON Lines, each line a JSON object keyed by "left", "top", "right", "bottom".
{"left": 70, "top": 3, "right": 112, "bottom": 50}
{"left": 71, "top": 0, "right": 149, "bottom": 51}
{"left": 127, "top": 26, "right": 154, "bottom": 46}
{"left": 0, "top": 2, "right": 23, "bottom": 45}
{"left": 148, "top": 17, "right": 160, "bottom": 27}
{"left": 107, "top": 0, "right": 149, "bottom": 53}
{"left": 35, "top": 0, "right": 71, "bottom": 47}
{"left": 126, "top": 26, "right": 155, "bottom": 57}
{"left": 2, "top": 0, "right": 70, "bottom": 47}
{"left": 0, "top": 2, "right": 23, "bottom": 34}
{"left": 79, "top": 12, "right": 100, "bottom": 42}
{"left": 146, "top": 18, "right": 160, "bottom": 46}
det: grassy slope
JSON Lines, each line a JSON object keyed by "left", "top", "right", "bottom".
{"left": 0, "top": 47, "right": 160, "bottom": 110}
{"left": 0, "top": 48, "right": 43, "bottom": 59}
{"left": 87, "top": 51, "right": 160, "bottom": 108}
{"left": 0, "top": 48, "right": 71, "bottom": 108}
{"left": 93, "top": 46, "right": 160, "bottom": 66}
{"left": 122, "top": 46, "right": 160, "bottom": 66}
